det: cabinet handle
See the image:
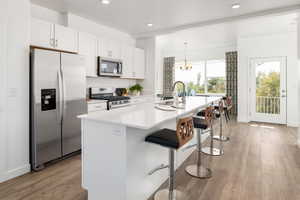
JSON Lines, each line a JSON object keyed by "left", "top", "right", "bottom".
{"left": 50, "top": 38, "right": 54, "bottom": 47}
{"left": 108, "top": 50, "right": 112, "bottom": 57}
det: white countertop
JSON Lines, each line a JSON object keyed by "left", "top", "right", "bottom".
{"left": 87, "top": 99, "right": 107, "bottom": 104}
{"left": 79, "top": 96, "right": 220, "bottom": 130}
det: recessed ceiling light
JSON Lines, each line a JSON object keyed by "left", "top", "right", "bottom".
{"left": 232, "top": 3, "right": 240, "bottom": 9}
{"left": 101, "top": 0, "right": 110, "bottom": 5}
{"left": 147, "top": 23, "right": 153, "bottom": 27}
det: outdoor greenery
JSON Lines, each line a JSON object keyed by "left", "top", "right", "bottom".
{"left": 176, "top": 71, "right": 225, "bottom": 95}
{"left": 256, "top": 71, "right": 280, "bottom": 97}
{"left": 256, "top": 71, "right": 280, "bottom": 114}
{"left": 207, "top": 77, "right": 225, "bottom": 93}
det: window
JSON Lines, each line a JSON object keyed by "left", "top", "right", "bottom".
{"left": 175, "top": 59, "right": 226, "bottom": 95}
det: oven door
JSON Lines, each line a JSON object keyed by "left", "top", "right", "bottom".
{"left": 98, "top": 57, "right": 122, "bottom": 77}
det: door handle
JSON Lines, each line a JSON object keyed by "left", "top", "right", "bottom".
{"left": 60, "top": 67, "right": 67, "bottom": 117}
{"left": 57, "top": 71, "right": 63, "bottom": 122}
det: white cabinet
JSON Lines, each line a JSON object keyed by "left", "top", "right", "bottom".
{"left": 30, "top": 18, "right": 78, "bottom": 53}
{"left": 78, "top": 32, "right": 98, "bottom": 77}
{"left": 88, "top": 102, "right": 107, "bottom": 112}
{"left": 55, "top": 24, "right": 78, "bottom": 53}
{"left": 133, "top": 48, "right": 145, "bottom": 79}
{"left": 121, "top": 45, "right": 134, "bottom": 78}
{"left": 31, "top": 18, "right": 54, "bottom": 49}
{"left": 98, "top": 38, "right": 121, "bottom": 59}
{"left": 121, "top": 46, "right": 145, "bottom": 79}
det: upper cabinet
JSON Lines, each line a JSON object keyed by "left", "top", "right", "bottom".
{"left": 31, "top": 18, "right": 54, "bottom": 49}
{"left": 121, "top": 46, "right": 145, "bottom": 79}
{"left": 30, "top": 18, "right": 145, "bottom": 79}
{"left": 121, "top": 45, "right": 134, "bottom": 79}
{"left": 78, "top": 32, "right": 98, "bottom": 77}
{"left": 98, "top": 38, "right": 121, "bottom": 59}
{"left": 54, "top": 24, "right": 78, "bottom": 53}
{"left": 31, "top": 18, "right": 78, "bottom": 53}
{"left": 133, "top": 48, "right": 145, "bottom": 79}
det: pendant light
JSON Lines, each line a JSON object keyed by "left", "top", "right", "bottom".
{"left": 179, "top": 42, "right": 193, "bottom": 70}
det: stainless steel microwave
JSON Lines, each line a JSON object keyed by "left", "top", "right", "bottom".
{"left": 97, "top": 57, "right": 122, "bottom": 77}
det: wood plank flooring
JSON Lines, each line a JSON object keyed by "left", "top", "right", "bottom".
{"left": 0, "top": 120, "right": 300, "bottom": 200}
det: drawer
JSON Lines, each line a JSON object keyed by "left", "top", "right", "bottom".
{"left": 88, "top": 103, "right": 107, "bottom": 112}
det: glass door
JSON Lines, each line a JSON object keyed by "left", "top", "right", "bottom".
{"left": 250, "top": 57, "right": 286, "bottom": 124}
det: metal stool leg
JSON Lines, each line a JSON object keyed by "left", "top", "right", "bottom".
{"left": 202, "top": 124, "right": 224, "bottom": 156}
{"left": 154, "top": 149, "right": 184, "bottom": 200}
{"left": 213, "top": 112, "right": 229, "bottom": 142}
{"left": 185, "top": 129, "right": 212, "bottom": 178}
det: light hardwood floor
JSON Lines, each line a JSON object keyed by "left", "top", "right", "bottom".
{"left": 0, "top": 121, "right": 299, "bottom": 200}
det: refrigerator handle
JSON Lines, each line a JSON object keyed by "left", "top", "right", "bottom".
{"left": 58, "top": 70, "right": 63, "bottom": 122}
{"left": 61, "top": 66, "right": 67, "bottom": 117}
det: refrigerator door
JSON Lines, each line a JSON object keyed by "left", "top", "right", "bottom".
{"left": 61, "top": 53, "right": 87, "bottom": 156}
{"left": 31, "top": 49, "right": 62, "bottom": 169}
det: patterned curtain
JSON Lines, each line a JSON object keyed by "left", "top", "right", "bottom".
{"left": 163, "top": 57, "right": 175, "bottom": 97}
{"left": 226, "top": 52, "right": 238, "bottom": 115}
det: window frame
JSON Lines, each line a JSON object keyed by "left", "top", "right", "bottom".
{"left": 175, "top": 58, "right": 226, "bottom": 96}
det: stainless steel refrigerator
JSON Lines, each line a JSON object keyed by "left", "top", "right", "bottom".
{"left": 30, "top": 48, "right": 87, "bottom": 171}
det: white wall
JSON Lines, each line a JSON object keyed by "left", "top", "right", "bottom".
{"left": 238, "top": 33, "right": 298, "bottom": 126}
{"left": 31, "top": 4, "right": 67, "bottom": 25}
{"left": 0, "top": 0, "right": 30, "bottom": 183}
{"left": 86, "top": 77, "right": 135, "bottom": 89}
{"left": 66, "top": 13, "right": 135, "bottom": 46}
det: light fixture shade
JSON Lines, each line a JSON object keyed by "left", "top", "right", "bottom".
{"left": 179, "top": 42, "right": 193, "bottom": 70}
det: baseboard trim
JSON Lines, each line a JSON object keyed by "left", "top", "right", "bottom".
{"left": 0, "top": 164, "right": 30, "bottom": 183}
{"left": 287, "top": 122, "right": 299, "bottom": 127}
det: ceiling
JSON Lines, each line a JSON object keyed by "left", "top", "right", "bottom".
{"left": 31, "top": 0, "right": 300, "bottom": 36}
{"left": 157, "top": 14, "right": 298, "bottom": 52}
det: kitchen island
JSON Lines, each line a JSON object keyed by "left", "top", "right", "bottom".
{"left": 79, "top": 96, "right": 220, "bottom": 200}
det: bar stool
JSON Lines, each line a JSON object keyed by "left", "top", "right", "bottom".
{"left": 185, "top": 106, "right": 213, "bottom": 179}
{"left": 223, "top": 96, "right": 233, "bottom": 122}
{"left": 213, "top": 100, "right": 230, "bottom": 142}
{"left": 145, "top": 116, "right": 194, "bottom": 200}
{"left": 201, "top": 105, "right": 224, "bottom": 156}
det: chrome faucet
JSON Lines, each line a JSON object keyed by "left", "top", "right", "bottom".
{"left": 172, "top": 81, "right": 186, "bottom": 104}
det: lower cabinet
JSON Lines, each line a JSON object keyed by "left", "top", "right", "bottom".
{"left": 88, "top": 102, "right": 107, "bottom": 112}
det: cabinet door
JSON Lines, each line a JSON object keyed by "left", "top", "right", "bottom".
{"left": 31, "top": 18, "right": 54, "bottom": 49}
{"left": 133, "top": 48, "right": 145, "bottom": 79}
{"left": 98, "top": 37, "right": 110, "bottom": 58}
{"left": 98, "top": 38, "right": 121, "bottom": 59}
{"left": 54, "top": 24, "right": 78, "bottom": 53}
{"left": 121, "top": 45, "right": 134, "bottom": 78}
{"left": 78, "top": 32, "right": 98, "bottom": 77}
{"left": 110, "top": 40, "right": 121, "bottom": 59}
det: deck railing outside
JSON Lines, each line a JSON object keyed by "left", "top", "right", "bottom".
{"left": 256, "top": 96, "right": 280, "bottom": 114}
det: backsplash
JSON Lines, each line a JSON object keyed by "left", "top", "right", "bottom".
{"left": 86, "top": 77, "right": 136, "bottom": 90}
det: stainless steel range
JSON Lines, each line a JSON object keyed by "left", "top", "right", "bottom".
{"left": 89, "top": 88, "right": 131, "bottom": 110}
